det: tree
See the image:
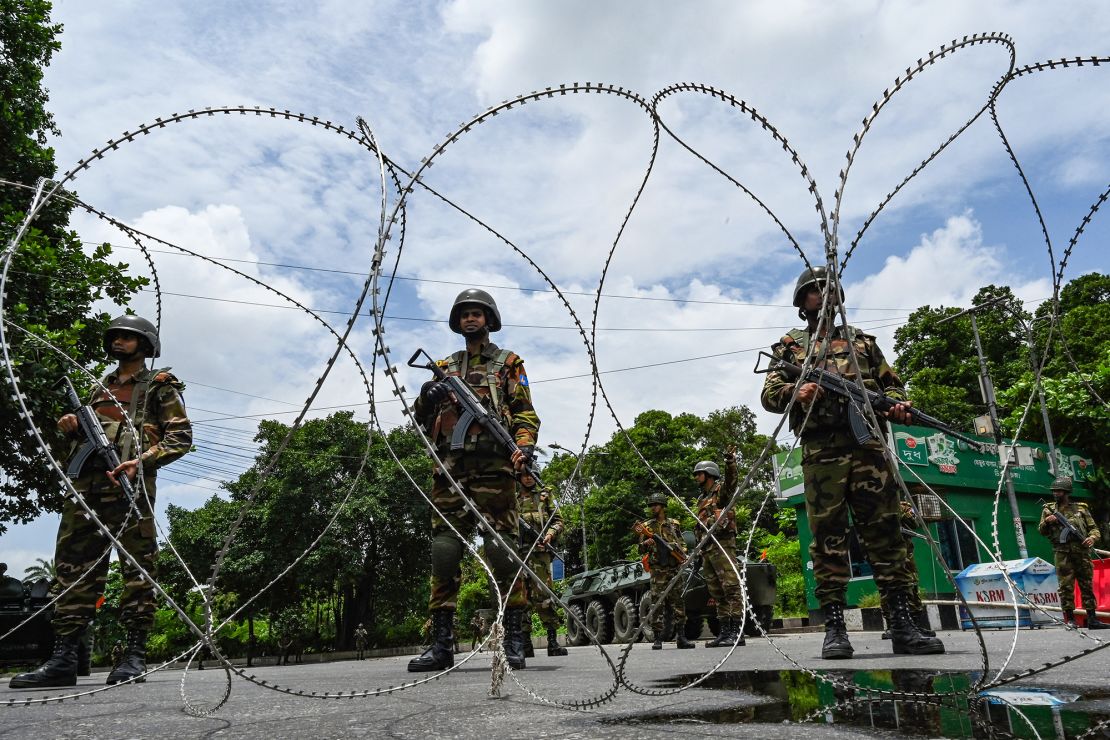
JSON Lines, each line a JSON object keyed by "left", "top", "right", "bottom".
{"left": 20, "top": 556, "right": 54, "bottom": 583}
{"left": 0, "top": 0, "right": 146, "bottom": 531}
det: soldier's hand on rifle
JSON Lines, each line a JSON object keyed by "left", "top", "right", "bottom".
{"left": 796, "top": 382, "right": 823, "bottom": 405}
{"left": 512, "top": 445, "right": 534, "bottom": 471}
{"left": 420, "top": 380, "right": 451, "bottom": 405}
{"left": 57, "top": 414, "right": 78, "bottom": 434}
{"left": 1083, "top": 536, "right": 1096, "bottom": 548}
{"left": 107, "top": 458, "right": 140, "bottom": 487}
{"left": 884, "top": 400, "right": 914, "bottom": 425}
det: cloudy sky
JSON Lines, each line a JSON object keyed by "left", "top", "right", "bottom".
{"left": 3, "top": 0, "right": 1108, "bottom": 576}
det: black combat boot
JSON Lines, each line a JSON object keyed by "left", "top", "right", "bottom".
{"left": 407, "top": 610, "right": 455, "bottom": 673}
{"left": 523, "top": 635, "right": 535, "bottom": 658}
{"left": 725, "top": 618, "right": 746, "bottom": 647}
{"left": 1062, "top": 610, "right": 1075, "bottom": 627}
{"left": 821, "top": 603, "right": 854, "bottom": 659}
{"left": 913, "top": 607, "right": 936, "bottom": 637}
{"left": 76, "top": 633, "right": 91, "bottom": 677}
{"left": 546, "top": 626, "right": 568, "bottom": 656}
{"left": 8, "top": 632, "right": 83, "bottom": 688}
{"left": 503, "top": 607, "right": 527, "bottom": 670}
{"left": 106, "top": 629, "right": 149, "bottom": 685}
{"left": 675, "top": 625, "right": 695, "bottom": 649}
{"left": 888, "top": 592, "right": 945, "bottom": 655}
{"left": 1083, "top": 601, "right": 1108, "bottom": 630}
{"left": 705, "top": 617, "right": 729, "bottom": 648}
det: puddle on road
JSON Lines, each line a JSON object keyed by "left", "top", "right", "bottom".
{"left": 603, "top": 670, "right": 1110, "bottom": 738}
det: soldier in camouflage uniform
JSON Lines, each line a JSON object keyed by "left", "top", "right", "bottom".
{"left": 518, "top": 472, "right": 568, "bottom": 657}
{"left": 10, "top": 315, "right": 192, "bottom": 689}
{"left": 408, "top": 289, "right": 540, "bottom": 673}
{"left": 759, "top": 266, "right": 943, "bottom": 659}
{"left": 878, "top": 500, "right": 935, "bottom": 639}
{"left": 1038, "top": 476, "right": 1106, "bottom": 629}
{"left": 637, "top": 493, "right": 695, "bottom": 650}
{"left": 692, "top": 448, "right": 745, "bottom": 648}
{"left": 353, "top": 623, "right": 369, "bottom": 659}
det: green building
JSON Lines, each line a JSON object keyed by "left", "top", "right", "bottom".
{"left": 773, "top": 424, "right": 1099, "bottom": 616}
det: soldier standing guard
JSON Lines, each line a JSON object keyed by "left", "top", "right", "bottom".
{"left": 1038, "top": 476, "right": 1106, "bottom": 629}
{"left": 759, "top": 266, "right": 943, "bottom": 659}
{"left": 637, "top": 493, "right": 695, "bottom": 650}
{"left": 408, "top": 289, "right": 540, "bottom": 673}
{"left": 353, "top": 623, "right": 369, "bottom": 659}
{"left": 692, "top": 446, "right": 746, "bottom": 648}
{"left": 518, "top": 472, "right": 568, "bottom": 657}
{"left": 10, "top": 315, "right": 193, "bottom": 688}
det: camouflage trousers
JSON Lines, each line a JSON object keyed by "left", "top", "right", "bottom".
{"left": 802, "top": 442, "right": 912, "bottom": 607}
{"left": 523, "top": 551, "right": 561, "bottom": 629}
{"left": 880, "top": 535, "right": 923, "bottom": 624}
{"left": 1054, "top": 545, "right": 1096, "bottom": 614}
{"left": 648, "top": 567, "right": 686, "bottom": 630}
{"left": 700, "top": 535, "right": 745, "bottom": 619}
{"left": 428, "top": 455, "right": 526, "bottom": 611}
{"left": 53, "top": 473, "right": 158, "bottom": 636}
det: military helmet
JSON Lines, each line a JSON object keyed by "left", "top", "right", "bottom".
{"left": 448, "top": 288, "right": 502, "bottom": 334}
{"left": 103, "top": 314, "right": 160, "bottom": 358}
{"left": 1050, "top": 476, "right": 1073, "bottom": 493}
{"left": 693, "top": 460, "right": 721, "bottom": 479}
{"left": 792, "top": 265, "right": 844, "bottom": 308}
{"left": 647, "top": 493, "right": 668, "bottom": 507}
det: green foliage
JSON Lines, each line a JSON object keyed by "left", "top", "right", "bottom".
{"left": 20, "top": 557, "right": 54, "bottom": 583}
{"left": 758, "top": 512, "right": 807, "bottom": 617}
{"left": 856, "top": 591, "right": 882, "bottom": 608}
{"left": 0, "top": 0, "right": 147, "bottom": 530}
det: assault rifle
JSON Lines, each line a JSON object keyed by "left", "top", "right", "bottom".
{"left": 518, "top": 518, "right": 568, "bottom": 561}
{"left": 408, "top": 348, "right": 543, "bottom": 484}
{"left": 680, "top": 554, "right": 704, "bottom": 597}
{"left": 632, "top": 521, "right": 687, "bottom": 570}
{"left": 54, "top": 375, "right": 136, "bottom": 506}
{"left": 755, "top": 351, "right": 987, "bottom": 451}
{"left": 1051, "top": 509, "right": 1090, "bottom": 547}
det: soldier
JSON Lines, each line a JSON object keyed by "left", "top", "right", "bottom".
{"left": 636, "top": 493, "right": 695, "bottom": 650}
{"left": 407, "top": 289, "right": 539, "bottom": 672}
{"left": 10, "top": 315, "right": 192, "bottom": 688}
{"left": 692, "top": 447, "right": 746, "bottom": 648}
{"left": 518, "top": 472, "right": 568, "bottom": 657}
{"left": 878, "top": 501, "right": 935, "bottom": 639}
{"left": 1038, "top": 476, "right": 1106, "bottom": 629}
{"left": 759, "top": 266, "right": 943, "bottom": 659}
{"left": 353, "top": 623, "right": 369, "bottom": 660}
{"left": 469, "top": 612, "right": 487, "bottom": 652}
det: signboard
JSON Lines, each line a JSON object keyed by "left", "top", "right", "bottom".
{"left": 954, "top": 558, "right": 1059, "bottom": 629}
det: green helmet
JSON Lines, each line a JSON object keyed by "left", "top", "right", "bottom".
{"left": 647, "top": 493, "right": 668, "bottom": 507}
{"left": 103, "top": 314, "right": 160, "bottom": 358}
{"left": 448, "top": 288, "right": 502, "bottom": 334}
{"left": 792, "top": 266, "right": 844, "bottom": 308}
{"left": 1050, "top": 476, "right": 1073, "bottom": 493}
{"left": 693, "top": 461, "right": 720, "bottom": 479}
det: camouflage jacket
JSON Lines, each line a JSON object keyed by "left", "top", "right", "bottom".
{"left": 518, "top": 484, "right": 564, "bottom": 547}
{"left": 760, "top": 324, "right": 907, "bottom": 442}
{"left": 76, "top": 365, "right": 192, "bottom": 472}
{"left": 637, "top": 517, "right": 686, "bottom": 569}
{"left": 1038, "top": 501, "right": 1100, "bottom": 549}
{"left": 413, "top": 340, "right": 540, "bottom": 456}
{"left": 695, "top": 455, "right": 738, "bottom": 538}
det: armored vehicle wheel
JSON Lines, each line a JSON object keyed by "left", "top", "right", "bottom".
{"left": 637, "top": 593, "right": 673, "bottom": 643}
{"left": 683, "top": 615, "right": 704, "bottom": 641}
{"left": 565, "top": 603, "right": 590, "bottom": 646}
{"left": 584, "top": 600, "right": 613, "bottom": 644}
{"left": 706, "top": 615, "right": 721, "bottom": 637}
{"left": 612, "top": 595, "right": 639, "bottom": 643}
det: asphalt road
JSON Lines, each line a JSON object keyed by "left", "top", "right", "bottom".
{"left": 3, "top": 627, "right": 1110, "bottom": 739}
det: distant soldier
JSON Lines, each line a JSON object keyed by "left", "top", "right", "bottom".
{"left": 636, "top": 493, "right": 695, "bottom": 650}
{"left": 408, "top": 289, "right": 539, "bottom": 673}
{"left": 9, "top": 315, "right": 192, "bottom": 689}
{"left": 692, "top": 447, "right": 745, "bottom": 648}
{"left": 353, "top": 623, "right": 369, "bottom": 660}
{"left": 878, "top": 501, "right": 935, "bottom": 639}
{"left": 1038, "top": 476, "right": 1106, "bottom": 629}
{"left": 469, "top": 613, "right": 487, "bottom": 652}
{"left": 518, "top": 472, "right": 568, "bottom": 657}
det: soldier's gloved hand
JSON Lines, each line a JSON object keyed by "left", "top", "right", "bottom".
{"left": 420, "top": 380, "right": 450, "bottom": 405}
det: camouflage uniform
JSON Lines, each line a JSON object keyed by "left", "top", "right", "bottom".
{"left": 878, "top": 501, "right": 924, "bottom": 627}
{"left": 761, "top": 325, "right": 913, "bottom": 607}
{"left": 637, "top": 515, "right": 687, "bottom": 633}
{"left": 52, "top": 367, "right": 192, "bottom": 637}
{"left": 353, "top": 624, "right": 368, "bottom": 660}
{"left": 413, "top": 340, "right": 539, "bottom": 611}
{"left": 1039, "top": 500, "right": 1101, "bottom": 621}
{"left": 695, "top": 456, "right": 745, "bottom": 621}
{"left": 518, "top": 483, "right": 565, "bottom": 630}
